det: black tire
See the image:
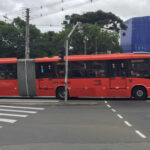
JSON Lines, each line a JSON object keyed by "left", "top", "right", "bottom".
{"left": 56, "top": 87, "right": 69, "bottom": 100}
{"left": 132, "top": 87, "right": 147, "bottom": 100}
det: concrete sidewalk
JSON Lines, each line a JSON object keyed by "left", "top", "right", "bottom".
{"left": 0, "top": 98, "right": 100, "bottom": 106}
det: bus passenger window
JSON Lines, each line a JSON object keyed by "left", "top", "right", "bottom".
{"left": 111, "top": 63, "right": 117, "bottom": 77}
{"left": 120, "top": 62, "right": 126, "bottom": 76}
{"left": 40, "top": 65, "right": 44, "bottom": 73}
{"left": 110, "top": 61, "right": 127, "bottom": 77}
{"left": 129, "top": 59, "right": 150, "bottom": 78}
{"left": 68, "top": 62, "right": 86, "bottom": 78}
{"left": 0, "top": 64, "right": 17, "bottom": 80}
{"left": 36, "top": 63, "right": 56, "bottom": 78}
{"left": 86, "top": 61, "right": 106, "bottom": 78}
{"left": 88, "top": 70, "right": 96, "bottom": 77}
{"left": 56, "top": 64, "right": 65, "bottom": 78}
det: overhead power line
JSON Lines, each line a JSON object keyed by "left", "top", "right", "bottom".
{"left": 29, "top": 0, "right": 75, "bottom": 12}
{"left": 36, "top": 24, "right": 62, "bottom": 27}
{"left": 0, "top": 0, "right": 99, "bottom": 23}
{"left": 31, "top": 0, "right": 100, "bottom": 21}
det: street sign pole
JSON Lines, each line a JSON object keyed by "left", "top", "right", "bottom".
{"left": 64, "top": 39, "right": 69, "bottom": 103}
{"left": 64, "top": 22, "right": 82, "bottom": 103}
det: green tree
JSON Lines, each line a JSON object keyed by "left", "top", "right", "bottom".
{"left": 67, "top": 24, "right": 123, "bottom": 55}
{"left": 0, "top": 10, "right": 125, "bottom": 58}
{"left": 0, "top": 17, "right": 56, "bottom": 58}
{"left": 63, "top": 10, "right": 127, "bottom": 33}
{"left": 30, "top": 31, "right": 56, "bottom": 58}
{"left": 12, "top": 17, "right": 54, "bottom": 58}
{"left": 0, "top": 21, "right": 21, "bottom": 58}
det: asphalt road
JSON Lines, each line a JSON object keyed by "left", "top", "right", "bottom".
{"left": 0, "top": 99, "right": 150, "bottom": 150}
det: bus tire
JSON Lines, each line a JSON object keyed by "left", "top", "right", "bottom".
{"left": 132, "top": 86, "right": 147, "bottom": 100}
{"left": 56, "top": 87, "right": 69, "bottom": 100}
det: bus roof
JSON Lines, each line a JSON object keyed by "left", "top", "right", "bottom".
{"left": 0, "top": 58, "right": 17, "bottom": 64}
{"left": 35, "top": 53, "right": 150, "bottom": 62}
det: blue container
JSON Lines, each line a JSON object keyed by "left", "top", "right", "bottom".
{"left": 121, "top": 16, "right": 150, "bottom": 53}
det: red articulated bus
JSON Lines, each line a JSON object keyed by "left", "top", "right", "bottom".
{"left": 1, "top": 53, "right": 150, "bottom": 100}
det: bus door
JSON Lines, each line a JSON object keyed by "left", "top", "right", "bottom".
{"left": 108, "top": 60, "right": 127, "bottom": 97}
{"left": 37, "top": 62, "right": 55, "bottom": 95}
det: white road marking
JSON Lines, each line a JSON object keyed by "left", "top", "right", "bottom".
{"left": 111, "top": 109, "right": 116, "bottom": 112}
{"left": 117, "top": 114, "right": 123, "bottom": 119}
{"left": 0, "top": 113, "right": 28, "bottom": 118}
{"left": 0, "top": 109, "right": 37, "bottom": 114}
{"left": 0, "top": 105, "right": 45, "bottom": 110}
{"left": 135, "top": 130, "right": 147, "bottom": 139}
{"left": 107, "top": 104, "right": 111, "bottom": 108}
{"left": 105, "top": 101, "right": 147, "bottom": 140}
{"left": 124, "top": 121, "right": 132, "bottom": 127}
{"left": 0, "top": 126, "right": 2, "bottom": 128}
{"left": 0, "top": 118, "right": 17, "bottom": 123}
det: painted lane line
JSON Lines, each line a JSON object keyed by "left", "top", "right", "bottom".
{"left": 107, "top": 104, "right": 111, "bottom": 108}
{"left": 104, "top": 101, "right": 108, "bottom": 104}
{"left": 0, "top": 126, "right": 2, "bottom": 128}
{"left": 0, "top": 113, "right": 28, "bottom": 118}
{"left": 124, "top": 121, "right": 132, "bottom": 127}
{"left": 111, "top": 109, "right": 116, "bottom": 113}
{"left": 0, "top": 105, "right": 45, "bottom": 110}
{"left": 135, "top": 130, "right": 147, "bottom": 139}
{"left": 107, "top": 104, "right": 147, "bottom": 139}
{"left": 0, "top": 118, "right": 17, "bottom": 123}
{"left": 0, "top": 109, "right": 37, "bottom": 114}
{"left": 117, "top": 114, "right": 123, "bottom": 119}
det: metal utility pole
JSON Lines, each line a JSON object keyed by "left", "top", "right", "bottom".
{"left": 64, "top": 22, "right": 82, "bottom": 103}
{"left": 25, "top": 8, "right": 30, "bottom": 59}
{"left": 95, "top": 38, "right": 98, "bottom": 54}
{"left": 83, "top": 36, "right": 88, "bottom": 55}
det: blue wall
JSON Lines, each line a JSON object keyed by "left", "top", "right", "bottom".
{"left": 121, "top": 16, "right": 150, "bottom": 53}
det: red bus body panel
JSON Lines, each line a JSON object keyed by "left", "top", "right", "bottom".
{"left": 35, "top": 53, "right": 150, "bottom": 98}
{"left": 0, "top": 54, "right": 150, "bottom": 98}
{"left": 0, "top": 58, "right": 19, "bottom": 96}
{"left": 0, "top": 80, "right": 19, "bottom": 96}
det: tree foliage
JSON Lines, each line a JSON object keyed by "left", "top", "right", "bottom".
{"left": 63, "top": 10, "right": 127, "bottom": 33}
{"left": 66, "top": 24, "right": 123, "bottom": 55}
{"left": 0, "top": 10, "right": 125, "bottom": 58}
{"left": 0, "top": 17, "right": 56, "bottom": 58}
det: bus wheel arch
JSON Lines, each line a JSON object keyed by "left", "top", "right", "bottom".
{"left": 131, "top": 85, "right": 147, "bottom": 100}
{"left": 56, "top": 86, "right": 69, "bottom": 100}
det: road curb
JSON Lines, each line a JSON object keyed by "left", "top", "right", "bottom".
{"left": 0, "top": 100, "right": 100, "bottom": 106}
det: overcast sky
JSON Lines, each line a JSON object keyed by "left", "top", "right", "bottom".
{"left": 0, "top": 0, "right": 149, "bottom": 32}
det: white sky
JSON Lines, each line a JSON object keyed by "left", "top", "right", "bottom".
{"left": 0, "top": 0, "right": 149, "bottom": 32}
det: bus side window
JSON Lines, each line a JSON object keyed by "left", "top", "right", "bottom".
{"left": 69, "top": 62, "right": 86, "bottom": 78}
{"left": 110, "top": 61, "right": 127, "bottom": 77}
{"left": 86, "top": 61, "right": 106, "bottom": 78}
{"left": 56, "top": 64, "right": 65, "bottom": 78}
{"left": 111, "top": 63, "right": 117, "bottom": 77}
{"left": 129, "top": 59, "right": 150, "bottom": 78}
{"left": 0, "top": 64, "right": 17, "bottom": 80}
{"left": 120, "top": 62, "right": 126, "bottom": 76}
{"left": 36, "top": 63, "right": 56, "bottom": 78}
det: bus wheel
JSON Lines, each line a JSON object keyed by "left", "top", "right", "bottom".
{"left": 56, "top": 87, "right": 69, "bottom": 100}
{"left": 132, "top": 87, "right": 147, "bottom": 100}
